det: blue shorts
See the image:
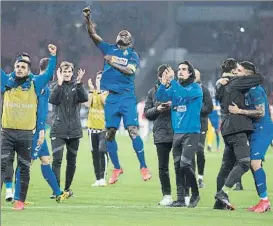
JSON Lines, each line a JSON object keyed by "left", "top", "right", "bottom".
{"left": 32, "top": 132, "right": 50, "bottom": 158}
{"left": 250, "top": 125, "right": 273, "bottom": 160}
{"left": 209, "top": 117, "right": 220, "bottom": 130}
{"left": 105, "top": 93, "right": 138, "bottom": 129}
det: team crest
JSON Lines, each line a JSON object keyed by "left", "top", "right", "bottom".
{"left": 123, "top": 50, "right": 129, "bottom": 56}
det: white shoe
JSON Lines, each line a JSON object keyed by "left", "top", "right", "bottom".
{"left": 99, "top": 179, "right": 107, "bottom": 187}
{"left": 158, "top": 195, "right": 173, "bottom": 206}
{"left": 92, "top": 180, "right": 100, "bottom": 187}
{"left": 185, "top": 196, "right": 190, "bottom": 206}
{"left": 5, "top": 188, "right": 14, "bottom": 202}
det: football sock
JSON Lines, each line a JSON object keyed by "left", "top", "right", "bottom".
{"left": 41, "top": 164, "right": 62, "bottom": 196}
{"left": 132, "top": 136, "right": 147, "bottom": 168}
{"left": 253, "top": 168, "right": 267, "bottom": 199}
{"left": 107, "top": 140, "right": 121, "bottom": 169}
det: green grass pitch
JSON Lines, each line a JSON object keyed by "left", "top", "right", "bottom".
{"left": 2, "top": 131, "right": 273, "bottom": 226}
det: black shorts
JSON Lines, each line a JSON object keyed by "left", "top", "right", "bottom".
{"left": 172, "top": 133, "right": 200, "bottom": 167}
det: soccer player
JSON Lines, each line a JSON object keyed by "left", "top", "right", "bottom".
{"left": 193, "top": 69, "right": 213, "bottom": 188}
{"left": 208, "top": 97, "right": 221, "bottom": 152}
{"left": 214, "top": 58, "right": 264, "bottom": 210}
{"left": 144, "top": 64, "right": 174, "bottom": 206}
{"left": 1, "top": 44, "right": 57, "bottom": 210}
{"left": 3, "top": 53, "right": 52, "bottom": 202}
{"left": 85, "top": 71, "right": 109, "bottom": 187}
{"left": 13, "top": 58, "right": 68, "bottom": 203}
{"left": 157, "top": 63, "right": 203, "bottom": 208}
{"left": 83, "top": 6, "right": 152, "bottom": 184}
{"left": 49, "top": 62, "right": 88, "bottom": 197}
{"left": 228, "top": 61, "right": 273, "bottom": 213}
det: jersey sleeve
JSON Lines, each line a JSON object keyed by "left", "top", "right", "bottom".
{"left": 156, "top": 84, "right": 173, "bottom": 102}
{"left": 1, "top": 69, "right": 9, "bottom": 92}
{"left": 36, "top": 91, "right": 48, "bottom": 132}
{"left": 97, "top": 41, "right": 112, "bottom": 55}
{"left": 250, "top": 89, "right": 265, "bottom": 106}
{"left": 127, "top": 51, "right": 140, "bottom": 73}
{"left": 34, "top": 55, "right": 56, "bottom": 94}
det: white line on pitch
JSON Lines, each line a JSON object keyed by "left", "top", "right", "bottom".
{"left": 1, "top": 204, "right": 246, "bottom": 210}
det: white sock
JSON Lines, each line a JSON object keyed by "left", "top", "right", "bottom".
{"left": 261, "top": 197, "right": 268, "bottom": 201}
{"left": 6, "top": 188, "right": 13, "bottom": 193}
{"left": 198, "top": 175, "right": 203, "bottom": 180}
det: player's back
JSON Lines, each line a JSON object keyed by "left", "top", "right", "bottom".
{"left": 98, "top": 41, "right": 139, "bottom": 94}
{"left": 246, "top": 85, "right": 273, "bottom": 128}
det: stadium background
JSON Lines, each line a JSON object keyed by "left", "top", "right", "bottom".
{"left": 1, "top": 1, "right": 273, "bottom": 225}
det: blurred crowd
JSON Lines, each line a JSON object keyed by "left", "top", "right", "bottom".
{"left": 228, "top": 17, "right": 273, "bottom": 95}
{"left": 1, "top": 2, "right": 272, "bottom": 100}
{"left": 1, "top": 2, "right": 167, "bottom": 82}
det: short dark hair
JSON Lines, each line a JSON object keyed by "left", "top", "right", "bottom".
{"left": 39, "top": 58, "right": 49, "bottom": 71}
{"left": 17, "top": 52, "right": 30, "bottom": 59}
{"left": 16, "top": 52, "right": 31, "bottom": 67}
{"left": 240, "top": 61, "right": 256, "bottom": 74}
{"left": 178, "top": 61, "right": 195, "bottom": 77}
{"left": 221, "top": 58, "right": 238, "bottom": 73}
{"left": 16, "top": 59, "right": 31, "bottom": 68}
{"left": 60, "top": 61, "right": 74, "bottom": 72}
{"left": 157, "top": 64, "right": 169, "bottom": 78}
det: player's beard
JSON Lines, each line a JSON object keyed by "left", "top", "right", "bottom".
{"left": 117, "top": 39, "right": 130, "bottom": 47}
{"left": 179, "top": 76, "right": 195, "bottom": 87}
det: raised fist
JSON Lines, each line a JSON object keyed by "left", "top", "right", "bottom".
{"left": 83, "top": 6, "right": 91, "bottom": 18}
{"left": 48, "top": 44, "right": 57, "bottom": 56}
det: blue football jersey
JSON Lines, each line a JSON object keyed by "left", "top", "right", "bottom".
{"left": 209, "top": 97, "right": 220, "bottom": 120}
{"left": 245, "top": 85, "right": 273, "bottom": 127}
{"left": 97, "top": 41, "right": 140, "bottom": 94}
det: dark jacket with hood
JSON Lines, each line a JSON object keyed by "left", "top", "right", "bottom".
{"left": 49, "top": 79, "right": 88, "bottom": 139}
{"left": 215, "top": 73, "right": 264, "bottom": 137}
{"left": 144, "top": 80, "right": 173, "bottom": 144}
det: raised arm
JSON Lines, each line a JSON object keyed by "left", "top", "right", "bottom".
{"left": 156, "top": 67, "right": 176, "bottom": 102}
{"left": 34, "top": 44, "right": 57, "bottom": 93}
{"left": 156, "top": 84, "right": 173, "bottom": 102}
{"left": 1, "top": 69, "right": 10, "bottom": 92}
{"left": 83, "top": 6, "right": 103, "bottom": 45}
{"left": 75, "top": 68, "right": 88, "bottom": 103}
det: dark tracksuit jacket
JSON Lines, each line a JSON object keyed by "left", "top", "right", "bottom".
{"left": 49, "top": 81, "right": 88, "bottom": 139}
{"left": 49, "top": 80, "right": 88, "bottom": 190}
{"left": 215, "top": 74, "right": 264, "bottom": 137}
